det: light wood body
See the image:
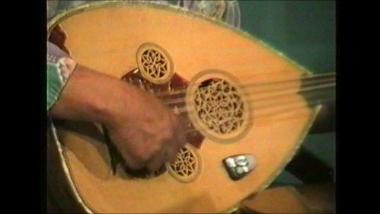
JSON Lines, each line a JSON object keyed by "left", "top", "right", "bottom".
{"left": 48, "top": 2, "right": 318, "bottom": 213}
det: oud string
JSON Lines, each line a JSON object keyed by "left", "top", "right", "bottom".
{"left": 172, "top": 82, "right": 335, "bottom": 115}
{"left": 163, "top": 77, "right": 335, "bottom": 107}
{"left": 183, "top": 95, "right": 335, "bottom": 134}
{"left": 156, "top": 72, "right": 335, "bottom": 98}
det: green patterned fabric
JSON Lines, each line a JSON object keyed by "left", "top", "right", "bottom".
{"left": 47, "top": 41, "right": 77, "bottom": 111}
{"left": 47, "top": 63, "right": 64, "bottom": 110}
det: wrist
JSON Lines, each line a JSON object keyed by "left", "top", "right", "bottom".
{"left": 99, "top": 83, "right": 135, "bottom": 129}
{"left": 50, "top": 64, "right": 129, "bottom": 126}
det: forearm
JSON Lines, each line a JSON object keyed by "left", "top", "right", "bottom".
{"left": 49, "top": 64, "right": 128, "bottom": 126}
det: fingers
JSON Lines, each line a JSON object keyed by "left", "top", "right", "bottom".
{"left": 166, "top": 144, "right": 180, "bottom": 164}
{"left": 146, "top": 113, "right": 187, "bottom": 171}
{"left": 146, "top": 145, "right": 166, "bottom": 172}
{"left": 121, "top": 153, "right": 146, "bottom": 171}
{"left": 170, "top": 113, "right": 187, "bottom": 146}
{"left": 117, "top": 104, "right": 188, "bottom": 172}
{"left": 167, "top": 112, "right": 187, "bottom": 160}
{"left": 146, "top": 136, "right": 182, "bottom": 171}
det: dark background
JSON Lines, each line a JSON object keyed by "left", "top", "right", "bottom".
{"left": 239, "top": 0, "right": 336, "bottom": 185}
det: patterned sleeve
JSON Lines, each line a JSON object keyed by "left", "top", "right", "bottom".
{"left": 47, "top": 41, "right": 77, "bottom": 111}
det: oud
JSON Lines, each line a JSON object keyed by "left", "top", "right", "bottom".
{"left": 47, "top": 2, "right": 335, "bottom": 213}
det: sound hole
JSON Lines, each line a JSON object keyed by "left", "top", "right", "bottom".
{"left": 141, "top": 49, "right": 167, "bottom": 78}
{"left": 194, "top": 78, "right": 245, "bottom": 135}
{"left": 167, "top": 145, "right": 200, "bottom": 182}
{"left": 136, "top": 43, "right": 174, "bottom": 84}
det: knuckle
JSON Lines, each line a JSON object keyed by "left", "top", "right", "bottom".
{"left": 165, "top": 128, "right": 175, "bottom": 139}
{"left": 134, "top": 147, "right": 152, "bottom": 163}
{"left": 158, "top": 128, "right": 174, "bottom": 143}
{"left": 126, "top": 162, "right": 144, "bottom": 170}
